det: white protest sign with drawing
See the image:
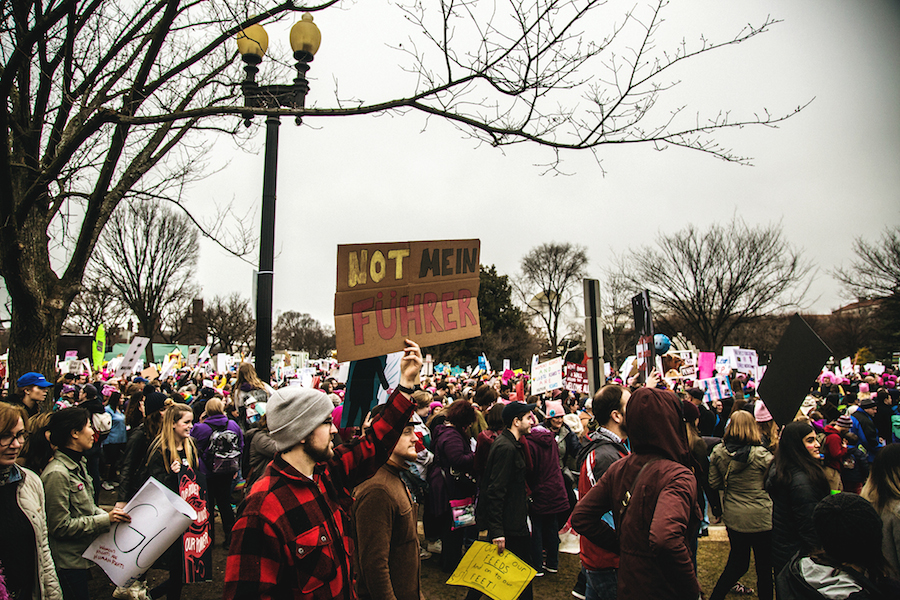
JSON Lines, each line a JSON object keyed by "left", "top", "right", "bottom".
{"left": 83, "top": 477, "right": 195, "bottom": 587}
{"left": 696, "top": 375, "right": 733, "bottom": 403}
{"left": 115, "top": 337, "right": 150, "bottom": 377}
{"left": 531, "top": 357, "right": 563, "bottom": 395}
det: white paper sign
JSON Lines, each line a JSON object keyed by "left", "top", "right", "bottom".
{"left": 840, "top": 357, "right": 853, "bottom": 376}
{"left": 116, "top": 337, "right": 150, "bottom": 377}
{"left": 865, "top": 362, "right": 886, "bottom": 375}
{"left": 532, "top": 357, "right": 564, "bottom": 395}
{"left": 216, "top": 353, "right": 228, "bottom": 376}
{"left": 83, "top": 477, "right": 195, "bottom": 587}
{"left": 158, "top": 355, "right": 176, "bottom": 380}
{"left": 715, "top": 356, "right": 732, "bottom": 375}
{"left": 731, "top": 348, "right": 758, "bottom": 373}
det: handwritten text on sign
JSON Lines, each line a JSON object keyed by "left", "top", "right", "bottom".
{"left": 335, "top": 239, "right": 481, "bottom": 362}
{"left": 447, "top": 541, "right": 537, "bottom": 600}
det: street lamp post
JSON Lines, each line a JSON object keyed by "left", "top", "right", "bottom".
{"left": 236, "top": 15, "right": 321, "bottom": 382}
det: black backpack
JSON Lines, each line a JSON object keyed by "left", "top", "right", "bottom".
{"left": 207, "top": 423, "right": 241, "bottom": 474}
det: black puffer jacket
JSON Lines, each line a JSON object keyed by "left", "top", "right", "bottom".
{"left": 117, "top": 424, "right": 150, "bottom": 503}
{"left": 765, "top": 466, "right": 830, "bottom": 575}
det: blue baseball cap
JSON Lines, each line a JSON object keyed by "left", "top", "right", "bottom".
{"left": 17, "top": 372, "right": 53, "bottom": 388}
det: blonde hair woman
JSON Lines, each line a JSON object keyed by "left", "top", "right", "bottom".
{"left": 145, "top": 403, "right": 209, "bottom": 600}
{"left": 708, "top": 410, "right": 775, "bottom": 600}
{"left": 862, "top": 443, "right": 900, "bottom": 576}
{"left": 233, "top": 363, "right": 274, "bottom": 426}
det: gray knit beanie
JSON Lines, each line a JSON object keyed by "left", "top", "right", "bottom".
{"left": 267, "top": 387, "right": 335, "bottom": 452}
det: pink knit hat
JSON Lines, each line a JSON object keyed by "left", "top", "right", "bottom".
{"left": 544, "top": 400, "right": 565, "bottom": 418}
{"left": 754, "top": 400, "right": 773, "bottom": 423}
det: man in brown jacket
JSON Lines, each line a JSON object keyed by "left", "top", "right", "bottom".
{"left": 352, "top": 415, "right": 422, "bottom": 600}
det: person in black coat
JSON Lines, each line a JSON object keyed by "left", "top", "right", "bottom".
{"left": 764, "top": 422, "right": 831, "bottom": 577}
{"left": 776, "top": 493, "right": 900, "bottom": 599}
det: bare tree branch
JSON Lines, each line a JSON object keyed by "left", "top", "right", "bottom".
{"left": 615, "top": 217, "right": 813, "bottom": 351}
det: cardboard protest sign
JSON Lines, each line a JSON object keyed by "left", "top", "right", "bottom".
{"left": 631, "top": 290, "right": 654, "bottom": 379}
{"left": 335, "top": 239, "right": 481, "bottom": 362}
{"left": 532, "top": 357, "right": 564, "bottom": 395}
{"left": 757, "top": 313, "right": 832, "bottom": 427}
{"left": 115, "top": 337, "right": 150, "bottom": 377}
{"left": 564, "top": 362, "right": 589, "bottom": 394}
{"left": 447, "top": 540, "right": 536, "bottom": 600}
{"left": 83, "top": 477, "right": 195, "bottom": 587}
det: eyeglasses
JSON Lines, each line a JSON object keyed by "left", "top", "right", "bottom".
{"left": 0, "top": 431, "right": 28, "bottom": 447}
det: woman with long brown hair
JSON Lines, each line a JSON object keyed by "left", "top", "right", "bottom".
{"left": 765, "top": 421, "right": 831, "bottom": 577}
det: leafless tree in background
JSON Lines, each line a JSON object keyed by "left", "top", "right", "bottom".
{"left": 206, "top": 293, "right": 256, "bottom": 354}
{"left": 517, "top": 243, "right": 589, "bottom": 354}
{"left": 832, "top": 227, "right": 900, "bottom": 299}
{"left": 63, "top": 277, "right": 130, "bottom": 335}
{"left": 273, "top": 311, "right": 335, "bottom": 358}
{"left": 615, "top": 218, "right": 812, "bottom": 352}
{"left": 94, "top": 201, "right": 200, "bottom": 361}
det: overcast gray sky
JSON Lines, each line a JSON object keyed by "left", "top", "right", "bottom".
{"left": 192, "top": 0, "right": 900, "bottom": 332}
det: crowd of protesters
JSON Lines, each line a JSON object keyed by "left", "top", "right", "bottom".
{"left": 3, "top": 341, "right": 900, "bottom": 600}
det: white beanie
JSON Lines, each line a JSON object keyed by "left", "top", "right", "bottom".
{"left": 267, "top": 387, "right": 334, "bottom": 452}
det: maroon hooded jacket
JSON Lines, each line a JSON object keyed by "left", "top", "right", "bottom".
{"left": 571, "top": 387, "right": 701, "bottom": 600}
{"left": 524, "top": 425, "right": 570, "bottom": 516}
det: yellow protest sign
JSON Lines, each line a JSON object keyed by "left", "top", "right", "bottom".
{"left": 446, "top": 541, "right": 536, "bottom": 600}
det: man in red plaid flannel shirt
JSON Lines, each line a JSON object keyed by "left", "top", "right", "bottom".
{"left": 224, "top": 339, "right": 423, "bottom": 600}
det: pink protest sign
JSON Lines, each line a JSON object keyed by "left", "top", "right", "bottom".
{"left": 698, "top": 352, "right": 716, "bottom": 379}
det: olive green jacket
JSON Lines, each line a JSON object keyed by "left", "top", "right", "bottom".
{"left": 41, "top": 450, "right": 111, "bottom": 569}
{"left": 709, "top": 442, "right": 774, "bottom": 533}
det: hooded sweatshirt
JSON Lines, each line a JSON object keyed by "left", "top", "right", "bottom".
{"left": 571, "top": 387, "right": 701, "bottom": 600}
{"left": 524, "top": 426, "right": 570, "bottom": 516}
